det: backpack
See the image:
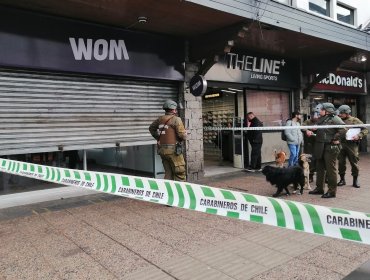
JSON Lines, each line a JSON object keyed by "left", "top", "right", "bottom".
{"left": 281, "top": 119, "right": 291, "bottom": 141}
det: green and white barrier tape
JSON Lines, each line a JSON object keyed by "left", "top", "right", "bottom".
{"left": 204, "top": 123, "right": 370, "bottom": 131}
{"left": 1, "top": 158, "right": 369, "bottom": 245}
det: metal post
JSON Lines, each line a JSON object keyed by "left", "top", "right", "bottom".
{"left": 218, "top": 129, "right": 222, "bottom": 164}
{"left": 241, "top": 118, "right": 244, "bottom": 169}
{"left": 152, "top": 144, "right": 156, "bottom": 178}
{"left": 83, "top": 150, "right": 87, "bottom": 170}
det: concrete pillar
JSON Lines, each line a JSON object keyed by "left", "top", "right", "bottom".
{"left": 363, "top": 74, "right": 369, "bottom": 152}
{"left": 179, "top": 62, "right": 204, "bottom": 181}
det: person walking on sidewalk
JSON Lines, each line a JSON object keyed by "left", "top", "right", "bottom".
{"left": 336, "top": 104, "right": 368, "bottom": 188}
{"left": 246, "top": 112, "right": 263, "bottom": 172}
{"left": 308, "top": 103, "right": 346, "bottom": 198}
{"left": 149, "top": 100, "right": 187, "bottom": 181}
{"left": 284, "top": 112, "right": 303, "bottom": 167}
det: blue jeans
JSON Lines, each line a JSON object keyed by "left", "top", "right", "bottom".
{"left": 288, "top": 144, "right": 300, "bottom": 167}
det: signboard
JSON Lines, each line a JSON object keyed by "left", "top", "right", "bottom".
{"left": 0, "top": 7, "right": 184, "bottom": 81}
{"left": 312, "top": 71, "right": 366, "bottom": 94}
{"left": 205, "top": 51, "right": 300, "bottom": 88}
{"left": 189, "top": 75, "right": 207, "bottom": 96}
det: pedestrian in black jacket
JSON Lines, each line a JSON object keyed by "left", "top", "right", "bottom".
{"left": 246, "top": 112, "right": 263, "bottom": 172}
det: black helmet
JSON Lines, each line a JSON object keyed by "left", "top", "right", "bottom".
{"left": 337, "top": 105, "right": 351, "bottom": 114}
{"left": 162, "top": 100, "right": 177, "bottom": 110}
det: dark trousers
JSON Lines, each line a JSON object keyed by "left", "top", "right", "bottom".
{"left": 250, "top": 143, "right": 262, "bottom": 169}
{"left": 338, "top": 142, "right": 359, "bottom": 177}
{"left": 316, "top": 144, "right": 340, "bottom": 195}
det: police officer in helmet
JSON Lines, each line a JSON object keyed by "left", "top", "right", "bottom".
{"left": 149, "top": 100, "right": 187, "bottom": 181}
{"left": 308, "top": 102, "right": 346, "bottom": 198}
{"left": 336, "top": 104, "right": 368, "bottom": 188}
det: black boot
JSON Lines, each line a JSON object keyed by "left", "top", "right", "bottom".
{"left": 353, "top": 176, "right": 360, "bottom": 188}
{"left": 309, "top": 188, "right": 324, "bottom": 195}
{"left": 321, "top": 192, "right": 336, "bottom": 198}
{"left": 337, "top": 175, "right": 346, "bottom": 186}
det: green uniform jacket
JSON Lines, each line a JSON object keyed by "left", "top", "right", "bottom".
{"left": 314, "top": 114, "right": 346, "bottom": 159}
{"left": 342, "top": 116, "right": 368, "bottom": 140}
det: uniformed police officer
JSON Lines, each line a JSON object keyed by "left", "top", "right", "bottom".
{"left": 149, "top": 100, "right": 187, "bottom": 181}
{"left": 308, "top": 103, "right": 346, "bottom": 198}
{"left": 336, "top": 104, "right": 368, "bottom": 188}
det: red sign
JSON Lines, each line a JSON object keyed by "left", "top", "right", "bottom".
{"left": 313, "top": 71, "right": 366, "bottom": 94}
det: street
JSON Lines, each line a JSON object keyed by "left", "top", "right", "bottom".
{"left": 1, "top": 155, "right": 370, "bottom": 279}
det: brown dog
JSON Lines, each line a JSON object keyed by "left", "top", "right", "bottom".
{"left": 274, "top": 150, "right": 287, "bottom": 168}
{"left": 298, "top": 153, "right": 311, "bottom": 190}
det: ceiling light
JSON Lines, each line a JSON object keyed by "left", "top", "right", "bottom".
{"left": 126, "top": 16, "right": 148, "bottom": 29}
{"left": 221, "top": 89, "right": 235, "bottom": 93}
{"left": 228, "top": 88, "right": 242, "bottom": 92}
{"left": 360, "top": 55, "right": 367, "bottom": 62}
{"left": 138, "top": 16, "right": 148, "bottom": 24}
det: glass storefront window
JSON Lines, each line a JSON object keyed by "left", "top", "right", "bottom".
{"left": 246, "top": 90, "right": 290, "bottom": 126}
{"left": 309, "top": 0, "right": 330, "bottom": 16}
{"left": 329, "top": 96, "right": 357, "bottom": 117}
{"left": 336, "top": 4, "right": 354, "bottom": 25}
{"left": 273, "top": 0, "right": 292, "bottom": 5}
{"left": 309, "top": 95, "right": 358, "bottom": 117}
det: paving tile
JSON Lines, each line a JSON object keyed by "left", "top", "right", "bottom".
{"left": 319, "top": 239, "right": 370, "bottom": 259}
{"left": 163, "top": 255, "right": 234, "bottom": 280}
{"left": 296, "top": 247, "right": 363, "bottom": 276}
{"left": 123, "top": 265, "right": 175, "bottom": 280}
{"left": 250, "top": 257, "right": 344, "bottom": 280}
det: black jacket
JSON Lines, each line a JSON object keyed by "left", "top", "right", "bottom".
{"left": 247, "top": 117, "right": 263, "bottom": 144}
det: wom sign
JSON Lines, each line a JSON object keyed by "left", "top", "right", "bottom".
{"left": 69, "top": 38, "right": 129, "bottom": 61}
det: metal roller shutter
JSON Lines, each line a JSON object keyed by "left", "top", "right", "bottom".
{"left": 0, "top": 69, "right": 178, "bottom": 156}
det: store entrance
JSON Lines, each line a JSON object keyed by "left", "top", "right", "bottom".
{"left": 202, "top": 88, "right": 241, "bottom": 171}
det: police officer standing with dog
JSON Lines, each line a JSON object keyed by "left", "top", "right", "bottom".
{"left": 308, "top": 103, "right": 346, "bottom": 198}
{"left": 336, "top": 104, "right": 368, "bottom": 188}
{"left": 149, "top": 100, "right": 187, "bottom": 181}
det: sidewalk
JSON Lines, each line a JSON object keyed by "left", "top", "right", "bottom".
{"left": 1, "top": 155, "right": 370, "bottom": 279}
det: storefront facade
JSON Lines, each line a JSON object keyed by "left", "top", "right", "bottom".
{"left": 0, "top": 1, "right": 368, "bottom": 186}
{"left": 308, "top": 70, "right": 368, "bottom": 150}
{"left": 203, "top": 50, "right": 300, "bottom": 167}
{"left": 0, "top": 7, "right": 185, "bottom": 192}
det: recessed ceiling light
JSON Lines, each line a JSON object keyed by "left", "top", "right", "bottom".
{"left": 138, "top": 16, "right": 148, "bottom": 24}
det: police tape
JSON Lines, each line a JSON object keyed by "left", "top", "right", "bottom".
{"left": 204, "top": 123, "right": 370, "bottom": 131}
{"left": 1, "top": 158, "right": 370, "bottom": 245}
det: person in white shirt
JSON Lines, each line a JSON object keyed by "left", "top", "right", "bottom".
{"left": 284, "top": 112, "right": 303, "bottom": 166}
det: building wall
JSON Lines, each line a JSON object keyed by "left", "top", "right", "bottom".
{"left": 189, "top": 0, "right": 369, "bottom": 50}
{"left": 294, "top": 0, "right": 370, "bottom": 27}
{"left": 366, "top": 73, "right": 370, "bottom": 151}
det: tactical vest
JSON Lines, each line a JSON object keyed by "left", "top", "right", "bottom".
{"left": 316, "top": 115, "right": 341, "bottom": 143}
{"left": 158, "top": 115, "right": 177, "bottom": 145}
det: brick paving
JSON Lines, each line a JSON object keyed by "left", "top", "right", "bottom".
{"left": 1, "top": 155, "right": 370, "bottom": 279}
